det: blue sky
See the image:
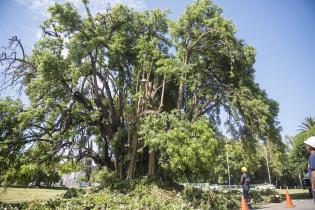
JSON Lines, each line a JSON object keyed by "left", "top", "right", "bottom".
{"left": 0, "top": 0, "right": 314, "bottom": 137}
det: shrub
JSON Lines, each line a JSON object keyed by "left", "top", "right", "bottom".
{"left": 182, "top": 187, "right": 240, "bottom": 209}
{"left": 63, "top": 188, "right": 80, "bottom": 198}
{"left": 7, "top": 181, "right": 281, "bottom": 210}
{"left": 250, "top": 189, "right": 281, "bottom": 204}
{"left": 182, "top": 187, "right": 280, "bottom": 209}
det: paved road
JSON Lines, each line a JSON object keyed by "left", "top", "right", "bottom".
{"left": 254, "top": 199, "right": 314, "bottom": 210}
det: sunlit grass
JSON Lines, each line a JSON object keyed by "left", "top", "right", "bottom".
{"left": 276, "top": 188, "right": 311, "bottom": 200}
{"left": 0, "top": 188, "right": 66, "bottom": 203}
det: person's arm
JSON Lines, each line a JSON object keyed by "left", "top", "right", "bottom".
{"left": 312, "top": 170, "right": 315, "bottom": 191}
{"left": 310, "top": 154, "right": 315, "bottom": 190}
{"left": 239, "top": 175, "right": 244, "bottom": 186}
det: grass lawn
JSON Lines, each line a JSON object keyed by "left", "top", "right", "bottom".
{"left": 276, "top": 188, "right": 312, "bottom": 200}
{"left": 0, "top": 188, "right": 66, "bottom": 203}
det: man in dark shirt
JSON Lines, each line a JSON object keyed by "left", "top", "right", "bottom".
{"left": 304, "top": 136, "right": 315, "bottom": 203}
{"left": 239, "top": 166, "right": 252, "bottom": 209}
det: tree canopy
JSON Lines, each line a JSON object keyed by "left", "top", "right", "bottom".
{"left": 0, "top": 0, "right": 281, "bottom": 181}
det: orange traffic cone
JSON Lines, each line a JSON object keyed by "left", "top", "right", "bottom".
{"left": 285, "top": 187, "right": 293, "bottom": 208}
{"left": 241, "top": 195, "right": 248, "bottom": 210}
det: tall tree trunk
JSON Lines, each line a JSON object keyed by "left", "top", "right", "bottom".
{"left": 115, "top": 156, "right": 124, "bottom": 179}
{"left": 127, "top": 132, "right": 138, "bottom": 178}
{"left": 177, "top": 80, "right": 184, "bottom": 110}
{"left": 148, "top": 150, "right": 156, "bottom": 176}
{"left": 177, "top": 50, "right": 191, "bottom": 110}
{"left": 119, "top": 158, "right": 123, "bottom": 179}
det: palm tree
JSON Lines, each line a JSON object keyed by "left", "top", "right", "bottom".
{"left": 298, "top": 117, "right": 315, "bottom": 131}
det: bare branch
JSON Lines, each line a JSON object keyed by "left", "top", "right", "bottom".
{"left": 0, "top": 36, "right": 36, "bottom": 93}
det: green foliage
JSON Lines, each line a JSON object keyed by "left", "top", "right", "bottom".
{"left": 59, "top": 161, "right": 81, "bottom": 174}
{"left": 0, "top": 203, "right": 28, "bottom": 210}
{"left": 298, "top": 117, "right": 315, "bottom": 131}
{"left": 214, "top": 140, "right": 258, "bottom": 184}
{"left": 90, "top": 167, "right": 125, "bottom": 190}
{"left": 1, "top": 160, "right": 60, "bottom": 188}
{"left": 182, "top": 187, "right": 280, "bottom": 209}
{"left": 63, "top": 188, "right": 80, "bottom": 199}
{"left": 0, "top": 109, "right": 61, "bottom": 186}
{"left": 0, "top": 98, "right": 24, "bottom": 173}
{"left": 182, "top": 187, "right": 239, "bottom": 209}
{"left": 139, "top": 110, "right": 219, "bottom": 181}
{"left": 112, "top": 128, "right": 128, "bottom": 158}
{"left": 2, "top": 183, "right": 279, "bottom": 210}
{"left": 283, "top": 128, "right": 315, "bottom": 186}
{"left": 250, "top": 189, "right": 281, "bottom": 204}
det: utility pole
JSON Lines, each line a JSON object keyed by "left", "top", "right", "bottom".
{"left": 225, "top": 137, "right": 231, "bottom": 191}
{"left": 264, "top": 145, "right": 271, "bottom": 184}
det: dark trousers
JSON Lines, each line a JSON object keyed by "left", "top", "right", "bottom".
{"left": 243, "top": 185, "right": 250, "bottom": 204}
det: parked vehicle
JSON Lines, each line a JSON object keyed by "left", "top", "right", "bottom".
{"left": 255, "top": 183, "right": 276, "bottom": 190}
{"left": 28, "top": 182, "right": 35, "bottom": 187}
{"left": 209, "top": 184, "right": 222, "bottom": 190}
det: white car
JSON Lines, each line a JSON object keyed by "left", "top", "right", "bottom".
{"left": 209, "top": 184, "right": 223, "bottom": 190}
{"left": 256, "top": 183, "right": 276, "bottom": 190}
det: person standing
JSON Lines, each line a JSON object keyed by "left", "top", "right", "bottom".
{"left": 239, "top": 166, "right": 252, "bottom": 209}
{"left": 304, "top": 136, "right": 315, "bottom": 203}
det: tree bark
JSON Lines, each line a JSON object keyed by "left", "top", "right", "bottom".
{"left": 127, "top": 131, "right": 138, "bottom": 178}
{"left": 148, "top": 150, "right": 156, "bottom": 177}
{"left": 177, "top": 80, "right": 184, "bottom": 110}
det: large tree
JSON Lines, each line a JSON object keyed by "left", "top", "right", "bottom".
{"left": 0, "top": 0, "right": 281, "bottom": 180}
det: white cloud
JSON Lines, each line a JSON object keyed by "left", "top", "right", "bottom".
{"left": 14, "top": 0, "right": 55, "bottom": 17}
{"left": 14, "top": 0, "right": 146, "bottom": 17}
